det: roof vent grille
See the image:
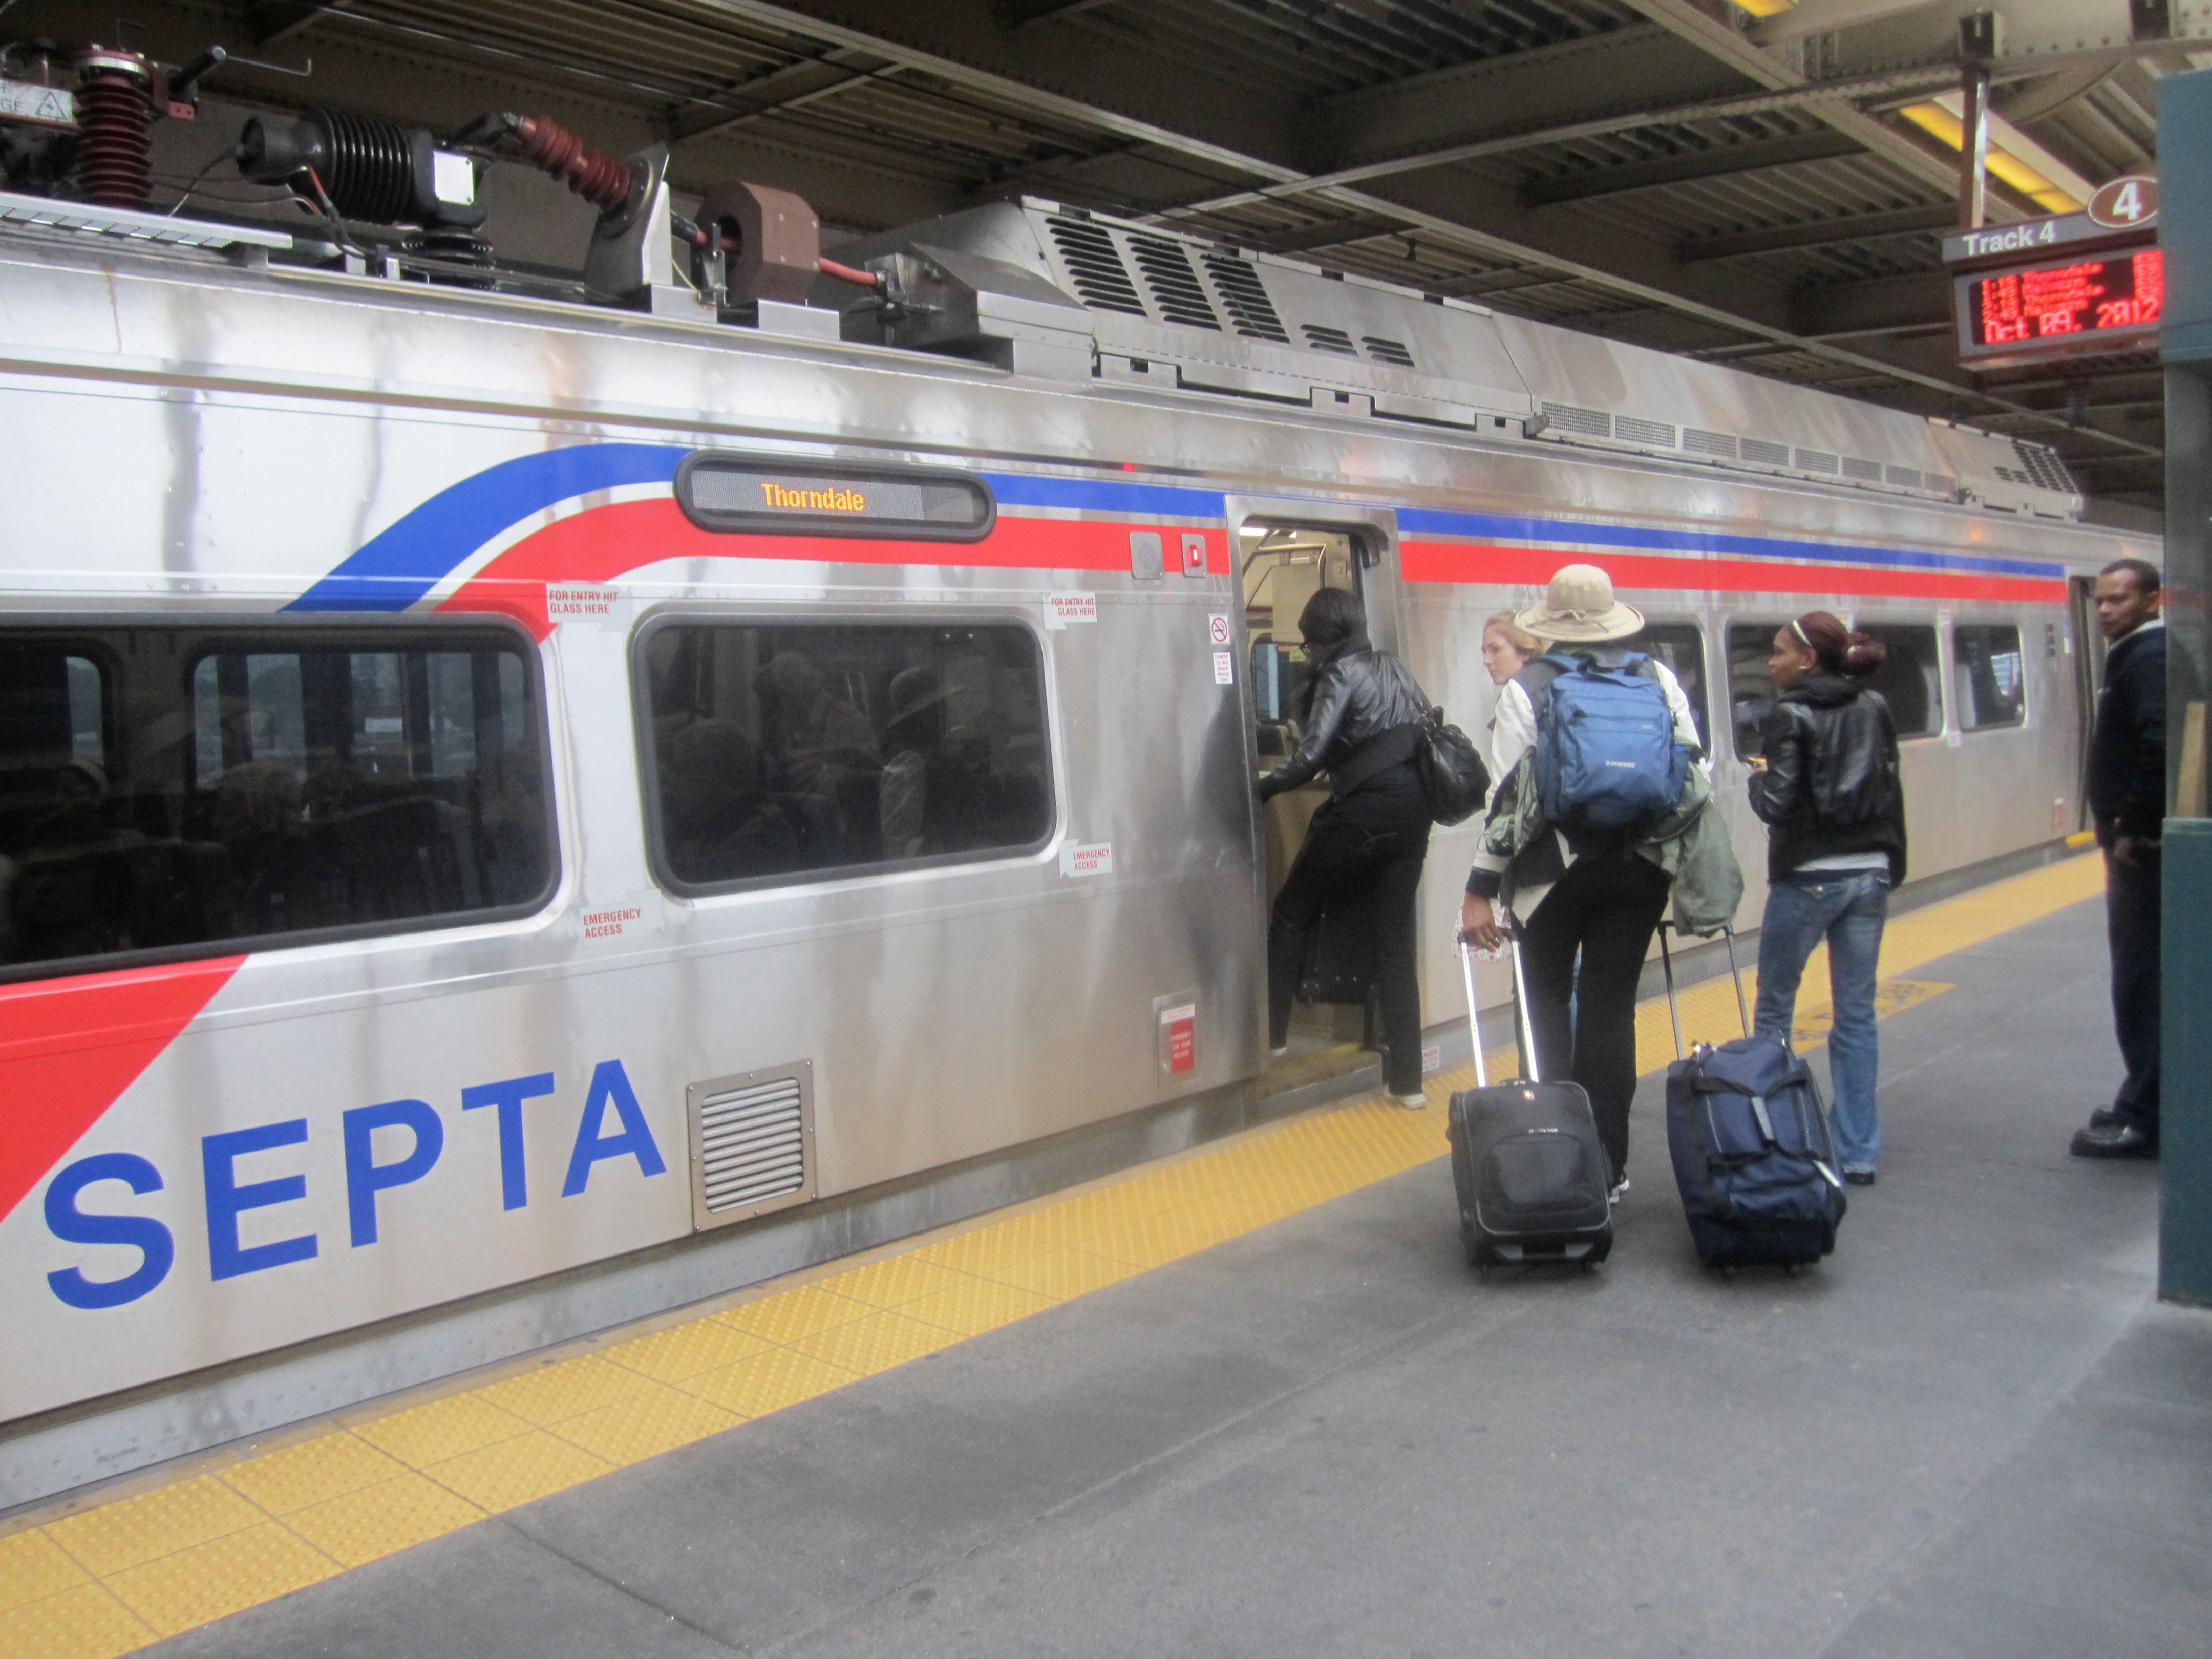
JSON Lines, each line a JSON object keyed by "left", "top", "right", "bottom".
{"left": 1885, "top": 465, "right": 1924, "bottom": 488}
{"left": 1742, "top": 438, "right": 1790, "bottom": 466}
{"left": 1615, "top": 416, "right": 1677, "bottom": 448}
{"left": 1201, "top": 252, "right": 1291, "bottom": 343}
{"left": 1541, "top": 401, "right": 1612, "bottom": 438}
{"left": 1302, "top": 323, "right": 1360, "bottom": 356}
{"left": 1925, "top": 473, "right": 1957, "bottom": 497}
{"left": 1794, "top": 448, "right": 1840, "bottom": 474}
{"left": 687, "top": 1063, "right": 815, "bottom": 1230}
{"left": 1130, "top": 235, "right": 1222, "bottom": 331}
{"left": 2012, "top": 439, "right": 2077, "bottom": 494}
{"left": 1046, "top": 216, "right": 1146, "bottom": 316}
{"left": 1684, "top": 429, "right": 1738, "bottom": 459}
{"left": 1841, "top": 457, "right": 1883, "bottom": 482}
{"left": 1362, "top": 335, "right": 1415, "bottom": 368}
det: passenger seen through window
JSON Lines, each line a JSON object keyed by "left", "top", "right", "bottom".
{"left": 0, "top": 627, "right": 552, "bottom": 977}
{"left": 641, "top": 623, "right": 1052, "bottom": 889}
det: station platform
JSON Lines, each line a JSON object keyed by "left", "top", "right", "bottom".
{"left": 5, "top": 852, "right": 2206, "bottom": 1659}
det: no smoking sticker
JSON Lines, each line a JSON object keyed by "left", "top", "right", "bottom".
{"left": 1208, "top": 613, "right": 1231, "bottom": 646}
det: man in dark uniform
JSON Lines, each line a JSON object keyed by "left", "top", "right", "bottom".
{"left": 2072, "top": 557, "right": 2168, "bottom": 1159}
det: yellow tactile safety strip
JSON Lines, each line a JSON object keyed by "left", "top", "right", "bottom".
{"left": 0, "top": 852, "right": 2108, "bottom": 1658}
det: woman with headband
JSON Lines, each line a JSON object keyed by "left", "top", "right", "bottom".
{"left": 1748, "top": 611, "right": 1908, "bottom": 1185}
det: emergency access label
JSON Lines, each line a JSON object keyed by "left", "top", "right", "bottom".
{"left": 1059, "top": 840, "right": 1113, "bottom": 877}
{"left": 1045, "top": 592, "right": 1097, "bottom": 629}
{"left": 547, "top": 583, "right": 627, "bottom": 626}
{"left": 581, "top": 905, "right": 642, "bottom": 939}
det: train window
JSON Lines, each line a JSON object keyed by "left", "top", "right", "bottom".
{"left": 637, "top": 621, "right": 1053, "bottom": 890}
{"left": 0, "top": 625, "right": 552, "bottom": 979}
{"left": 1725, "top": 623, "right": 1787, "bottom": 759}
{"left": 1856, "top": 624, "right": 1943, "bottom": 737}
{"left": 1730, "top": 621, "right": 1944, "bottom": 751}
{"left": 1952, "top": 623, "right": 2028, "bottom": 731}
{"left": 1631, "top": 623, "right": 1709, "bottom": 754}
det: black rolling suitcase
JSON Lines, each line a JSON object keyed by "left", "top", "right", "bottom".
{"left": 1446, "top": 934, "right": 1613, "bottom": 1271}
{"left": 1656, "top": 925, "right": 1847, "bottom": 1272}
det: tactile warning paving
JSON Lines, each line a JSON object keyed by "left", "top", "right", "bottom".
{"left": 0, "top": 852, "right": 2104, "bottom": 1659}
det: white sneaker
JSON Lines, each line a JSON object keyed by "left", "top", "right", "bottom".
{"left": 1608, "top": 1175, "right": 1630, "bottom": 1205}
{"left": 1269, "top": 1045, "right": 1290, "bottom": 1060}
{"left": 1387, "top": 1090, "right": 1427, "bottom": 1109}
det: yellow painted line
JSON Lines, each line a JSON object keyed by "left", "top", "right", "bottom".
{"left": 0, "top": 851, "right": 2107, "bottom": 1657}
{"left": 2066, "top": 830, "right": 2097, "bottom": 849}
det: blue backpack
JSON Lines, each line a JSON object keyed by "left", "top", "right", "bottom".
{"left": 1522, "top": 651, "right": 1689, "bottom": 835}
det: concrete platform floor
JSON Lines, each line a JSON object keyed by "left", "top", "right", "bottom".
{"left": 108, "top": 890, "right": 2205, "bottom": 1658}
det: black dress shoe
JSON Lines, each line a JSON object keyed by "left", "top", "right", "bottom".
{"left": 1843, "top": 1169, "right": 1877, "bottom": 1187}
{"left": 2088, "top": 1105, "right": 2121, "bottom": 1130}
{"left": 2070, "top": 1122, "right": 2158, "bottom": 1159}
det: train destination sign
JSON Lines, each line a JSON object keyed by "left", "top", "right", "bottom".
{"left": 1954, "top": 247, "right": 2163, "bottom": 366}
{"left": 676, "top": 452, "right": 995, "bottom": 541}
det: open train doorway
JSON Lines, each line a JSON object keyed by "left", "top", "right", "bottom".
{"left": 1241, "top": 522, "right": 1377, "bottom": 1071}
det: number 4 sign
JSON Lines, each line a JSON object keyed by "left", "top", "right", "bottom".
{"left": 2089, "top": 175, "right": 2158, "bottom": 231}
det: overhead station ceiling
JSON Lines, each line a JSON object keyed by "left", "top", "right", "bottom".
{"left": 11, "top": 0, "right": 2203, "bottom": 518}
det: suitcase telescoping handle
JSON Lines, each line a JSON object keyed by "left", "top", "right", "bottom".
{"left": 1457, "top": 924, "right": 1542, "bottom": 1086}
{"left": 1456, "top": 937, "right": 1487, "bottom": 1089}
{"left": 1654, "top": 920, "right": 1753, "bottom": 1061}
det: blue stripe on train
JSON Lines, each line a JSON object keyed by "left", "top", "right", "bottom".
{"left": 286, "top": 444, "right": 688, "bottom": 613}
{"left": 980, "top": 473, "right": 1226, "bottom": 518}
{"left": 1397, "top": 507, "right": 2068, "bottom": 581}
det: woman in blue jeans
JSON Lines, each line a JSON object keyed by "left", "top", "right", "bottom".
{"left": 1748, "top": 612, "right": 1908, "bottom": 1185}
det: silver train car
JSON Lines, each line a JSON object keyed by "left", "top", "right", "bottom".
{"left": 0, "top": 179, "right": 2148, "bottom": 1506}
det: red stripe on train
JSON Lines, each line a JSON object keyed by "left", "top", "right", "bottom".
{"left": 436, "top": 499, "right": 1230, "bottom": 637}
{"left": 0, "top": 956, "right": 244, "bottom": 1223}
{"left": 1401, "top": 541, "right": 2067, "bottom": 604}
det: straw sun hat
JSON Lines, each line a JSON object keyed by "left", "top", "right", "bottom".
{"left": 1513, "top": 563, "right": 1645, "bottom": 643}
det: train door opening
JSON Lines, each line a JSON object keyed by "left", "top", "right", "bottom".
{"left": 2069, "top": 575, "right": 2107, "bottom": 831}
{"left": 1241, "top": 523, "right": 1369, "bottom": 1061}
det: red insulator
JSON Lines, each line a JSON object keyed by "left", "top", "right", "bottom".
{"left": 513, "top": 114, "right": 632, "bottom": 215}
{"left": 74, "top": 48, "right": 154, "bottom": 209}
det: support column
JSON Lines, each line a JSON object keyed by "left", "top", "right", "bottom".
{"left": 2159, "top": 68, "right": 2212, "bottom": 1305}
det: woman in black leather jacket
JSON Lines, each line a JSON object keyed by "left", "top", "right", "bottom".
{"left": 1748, "top": 611, "right": 1907, "bottom": 1185}
{"left": 1257, "top": 587, "right": 1434, "bottom": 1104}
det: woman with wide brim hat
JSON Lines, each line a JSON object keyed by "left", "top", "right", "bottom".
{"left": 1458, "top": 564, "right": 1704, "bottom": 1199}
{"left": 1511, "top": 562, "right": 1647, "bottom": 646}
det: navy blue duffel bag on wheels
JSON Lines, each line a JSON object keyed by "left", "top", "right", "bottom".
{"left": 1653, "top": 924, "right": 1846, "bottom": 1272}
{"left": 1665, "top": 1035, "right": 1847, "bottom": 1270}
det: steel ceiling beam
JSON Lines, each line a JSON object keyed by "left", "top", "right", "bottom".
{"left": 1678, "top": 204, "right": 1958, "bottom": 261}
{"left": 1005, "top": 0, "right": 1116, "bottom": 26}
{"left": 1521, "top": 130, "right": 1867, "bottom": 208}
{"left": 667, "top": 50, "right": 897, "bottom": 146}
{"left": 250, "top": 1, "right": 344, "bottom": 48}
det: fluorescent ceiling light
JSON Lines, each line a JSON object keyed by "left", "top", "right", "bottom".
{"left": 1899, "top": 93, "right": 2093, "bottom": 214}
{"left": 1729, "top": 0, "right": 1796, "bottom": 15}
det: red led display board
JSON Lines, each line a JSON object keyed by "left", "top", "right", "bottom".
{"left": 1954, "top": 247, "right": 2163, "bottom": 365}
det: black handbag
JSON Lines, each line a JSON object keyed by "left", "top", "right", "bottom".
{"left": 1417, "top": 707, "right": 1490, "bottom": 825}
